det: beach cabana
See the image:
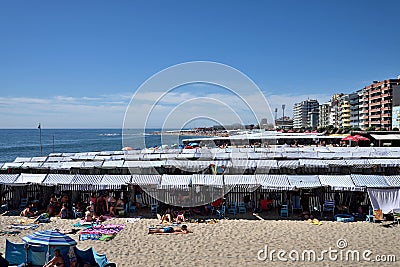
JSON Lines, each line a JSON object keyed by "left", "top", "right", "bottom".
{"left": 66, "top": 174, "right": 104, "bottom": 191}
{"left": 255, "top": 174, "right": 293, "bottom": 191}
{"left": 159, "top": 175, "right": 192, "bottom": 189}
{"left": 287, "top": 175, "right": 321, "bottom": 189}
{"left": 350, "top": 174, "right": 390, "bottom": 188}
{"left": 14, "top": 173, "right": 47, "bottom": 184}
{"left": 367, "top": 188, "right": 400, "bottom": 214}
{"left": 100, "top": 174, "right": 131, "bottom": 190}
{"left": 319, "top": 175, "right": 362, "bottom": 191}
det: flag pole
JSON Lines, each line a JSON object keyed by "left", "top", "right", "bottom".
{"left": 38, "top": 123, "right": 42, "bottom": 156}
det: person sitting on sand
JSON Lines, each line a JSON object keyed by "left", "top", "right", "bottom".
{"left": 106, "top": 194, "right": 116, "bottom": 214}
{"left": 158, "top": 207, "right": 173, "bottom": 223}
{"left": 43, "top": 249, "right": 64, "bottom": 267}
{"left": 84, "top": 206, "right": 94, "bottom": 222}
{"left": 58, "top": 204, "right": 69, "bottom": 219}
{"left": 111, "top": 197, "right": 124, "bottom": 216}
{"left": 20, "top": 204, "right": 34, "bottom": 217}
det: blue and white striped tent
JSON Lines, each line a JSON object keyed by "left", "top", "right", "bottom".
{"left": 159, "top": 175, "right": 192, "bottom": 189}
{"left": 351, "top": 174, "right": 390, "bottom": 188}
{"left": 287, "top": 175, "right": 321, "bottom": 189}
{"left": 319, "top": 175, "right": 362, "bottom": 191}
{"left": 132, "top": 175, "right": 161, "bottom": 186}
{"left": 22, "top": 230, "right": 77, "bottom": 246}
{"left": 255, "top": 174, "right": 293, "bottom": 191}
{"left": 0, "top": 174, "right": 19, "bottom": 184}
{"left": 42, "top": 174, "right": 75, "bottom": 185}
{"left": 100, "top": 175, "right": 132, "bottom": 189}
{"left": 224, "top": 175, "right": 259, "bottom": 192}
{"left": 14, "top": 173, "right": 47, "bottom": 184}
{"left": 191, "top": 174, "right": 224, "bottom": 187}
{"left": 383, "top": 176, "right": 400, "bottom": 188}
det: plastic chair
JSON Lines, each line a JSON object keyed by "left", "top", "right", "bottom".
{"left": 291, "top": 195, "right": 302, "bottom": 215}
{"left": 321, "top": 200, "right": 335, "bottom": 217}
{"left": 280, "top": 204, "right": 289, "bottom": 217}
{"left": 125, "top": 202, "right": 137, "bottom": 214}
{"left": 228, "top": 202, "right": 237, "bottom": 215}
{"left": 150, "top": 204, "right": 158, "bottom": 215}
{"left": 216, "top": 205, "right": 226, "bottom": 219}
{"left": 19, "top": 197, "right": 29, "bottom": 210}
{"left": 238, "top": 202, "right": 246, "bottom": 214}
{"left": 73, "top": 206, "right": 83, "bottom": 219}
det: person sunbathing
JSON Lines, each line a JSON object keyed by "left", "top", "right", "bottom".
{"left": 148, "top": 224, "right": 191, "bottom": 234}
{"left": 84, "top": 206, "right": 94, "bottom": 222}
{"left": 43, "top": 249, "right": 64, "bottom": 267}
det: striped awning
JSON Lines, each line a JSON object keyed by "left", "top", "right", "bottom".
{"left": 164, "top": 160, "right": 211, "bottom": 171}
{"left": 102, "top": 160, "right": 125, "bottom": 168}
{"left": 132, "top": 175, "right": 161, "bottom": 186}
{"left": 319, "top": 175, "right": 362, "bottom": 191}
{"left": 277, "top": 160, "right": 299, "bottom": 169}
{"left": 30, "top": 157, "right": 47, "bottom": 162}
{"left": 21, "top": 162, "right": 43, "bottom": 168}
{"left": 224, "top": 175, "right": 259, "bottom": 191}
{"left": 287, "top": 175, "right": 321, "bottom": 189}
{"left": 60, "top": 161, "right": 84, "bottom": 170}
{"left": 40, "top": 162, "right": 63, "bottom": 169}
{"left": 0, "top": 174, "right": 19, "bottom": 184}
{"left": 344, "top": 159, "right": 370, "bottom": 167}
{"left": 42, "top": 174, "right": 75, "bottom": 185}
{"left": 80, "top": 161, "right": 103, "bottom": 168}
{"left": 14, "top": 173, "right": 47, "bottom": 184}
{"left": 100, "top": 175, "right": 132, "bottom": 189}
{"left": 191, "top": 174, "right": 224, "bottom": 187}
{"left": 351, "top": 174, "right": 390, "bottom": 188}
{"left": 384, "top": 176, "right": 400, "bottom": 187}
{"left": 299, "top": 159, "right": 329, "bottom": 168}
{"left": 324, "top": 159, "right": 347, "bottom": 166}
{"left": 231, "top": 159, "right": 257, "bottom": 169}
{"left": 255, "top": 160, "right": 279, "bottom": 169}
{"left": 1, "top": 162, "right": 23, "bottom": 169}
{"left": 368, "top": 159, "right": 397, "bottom": 167}
{"left": 256, "top": 174, "right": 293, "bottom": 190}
{"left": 123, "top": 161, "right": 164, "bottom": 168}
{"left": 67, "top": 175, "right": 105, "bottom": 190}
{"left": 159, "top": 175, "right": 192, "bottom": 189}
{"left": 14, "top": 157, "right": 32, "bottom": 163}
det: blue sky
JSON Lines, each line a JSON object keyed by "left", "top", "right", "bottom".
{"left": 1, "top": 1, "right": 400, "bottom": 128}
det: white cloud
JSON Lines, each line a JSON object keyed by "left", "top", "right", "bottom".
{"left": 0, "top": 91, "right": 333, "bottom": 128}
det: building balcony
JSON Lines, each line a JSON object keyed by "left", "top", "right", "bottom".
{"left": 381, "top": 93, "right": 392, "bottom": 97}
{"left": 370, "top": 121, "right": 381, "bottom": 125}
{"left": 369, "top": 115, "right": 381, "bottom": 119}
{"left": 382, "top": 113, "right": 392, "bottom": 117}
{"left": 341, "top": 113, "right": 351, "bottom": 118}
{"left": 370, "top": 108, "right": 381, "bottom": 113}
{"left": 381, "top": 107, "right": 391, "bottom": 111}
{"left": 382, "top": 100, "right": 392, "bottom": 104}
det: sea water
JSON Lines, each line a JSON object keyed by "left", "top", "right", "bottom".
{"left": 0, "top": 129, "right": 202, "bottom": 163}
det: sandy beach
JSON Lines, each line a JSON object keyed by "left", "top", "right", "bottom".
{"left": 1, "top": 215, "right": 399, "bottom": 267}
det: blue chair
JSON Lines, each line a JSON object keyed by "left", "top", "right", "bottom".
{"left": 321, "top": 200, "right": 335, "bottom": 217}
{"left": 216, "top": 205, "right": 226, "bottom": 219}
{"left": 280, "top": 204, "right": 289, "bottom": 217}
{"left": 150, "top": 204, "right": 158, "bottom": 215}
{"left": 238, "top": 202, "right": 246, "bottom": 214}
{"left": 125, "top": 202, "right": 137, "bottom": 214}
{"left": 366, "top": 207, "right": 375, "bottom": 223}
{"left": 19, "top": 197, "right": 28, "bottom": 210}
{"left": 73, "top": 206, "right": 83, "bottom": 219}
{"left": 291, "top": 195, "right": 302, "bottom": 215}
{"left": 228, "top": 202, "right": 237, "bottom": 215}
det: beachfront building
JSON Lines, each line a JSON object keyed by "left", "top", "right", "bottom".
{"left": 328, "top": 94, "right": 343, "bottom": 128}
{"left": 319, "top": 101, "right": 330, "bottom": 128}
{"left": 275, "top": 116, "right": 293, "bottom": 129}
{"left": 349, "top": 91, "right": 361, "bottom": 128}
{"left": 359, "top": 79, "right": 400, "bottom": 130}
{"left": 293, "top": 99, "right": 319, "bottom": 129}
{"left": 339, "top": 94, "right": 351, "bottom": 128}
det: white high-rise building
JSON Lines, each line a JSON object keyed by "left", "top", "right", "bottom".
{"left": 293, "top": 99, "right": 319, "bottom": 128}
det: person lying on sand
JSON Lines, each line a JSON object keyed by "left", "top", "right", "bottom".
{"left": 148, "top": 224, "right": 191, "bottom": 234}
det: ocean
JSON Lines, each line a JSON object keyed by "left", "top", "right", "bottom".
{"left": 0, "top": 129, "right": 202, "bottom": 163}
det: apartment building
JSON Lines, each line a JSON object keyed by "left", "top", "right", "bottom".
{"left": 293, "top": 99, "right": 319, "bottom": 128}
{"left": 359, "top": 79, "right": 400, "bottom": 130}
{"left": 339, "top": 94, "right": 351, "bottom": 128}
{"left": 319, "top": 101, "right": 330, "bottom": 128}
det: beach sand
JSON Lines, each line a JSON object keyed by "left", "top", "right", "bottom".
{"left": 1, "top": 215, "right": 399, "bottom": 267}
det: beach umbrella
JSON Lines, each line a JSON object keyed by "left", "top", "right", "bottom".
{"left": 341, "top": 135, "right": 359, "bottom": 141}
{"left": 22, "top": 230, "right": 77, "bottom": 263}
{"left": 354, "top": 135, "right": 369, "bottom": 141}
